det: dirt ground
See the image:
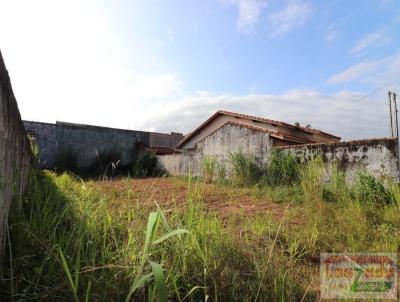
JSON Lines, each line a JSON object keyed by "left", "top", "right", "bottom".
{"left": 89, "top": 177, "right": 288, "bottom": 221}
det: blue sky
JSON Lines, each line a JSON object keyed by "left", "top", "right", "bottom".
{"left": 0, "top": 0, "right": 399, "bottom": 139}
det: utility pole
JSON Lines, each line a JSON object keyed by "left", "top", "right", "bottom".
{"left": 390, "top": 90, "right": 400, "bottom": 179}
{"left": 394, "top": 92, "right": 399, "bottom": 141}
{"left": 389, "top": 91, "right": 394, "bottom": 137}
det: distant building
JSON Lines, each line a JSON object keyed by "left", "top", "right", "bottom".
{"left": 175, "top": 110, "right": 340, "bottom": 150}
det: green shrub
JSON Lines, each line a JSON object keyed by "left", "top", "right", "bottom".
{"left": 263, "top": 150, "right": 301, "bottom": 186}
{"left": 201, "top": 156, "right": 217, "bottom": 183}
{"left": 229, "top": 151, "right": 261, "bottom": 186}
{"left": 134, "top": 152, "right": 158, "bottom": 177}
{"left": 352, "top": 172, "right": 392, "bottom": 206}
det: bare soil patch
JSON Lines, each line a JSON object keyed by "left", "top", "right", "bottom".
{"left": 89, "top": 177, "right": 287, "bottom": 220}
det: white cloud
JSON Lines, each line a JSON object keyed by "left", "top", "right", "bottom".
{"left": 140, "top": 89, "right": 390, "bottom": 140}
{"left": 328, "top": 53, "right": 400, "bottom": 85}
{"left": 350, "top": 29, "right": 390, "bottom": 54}
{"left": 0, "top": 0, "right": 182, "bottom": 129}
{"left": 325, "top": 23, "right": 337, "bottom": 42}
{"left": 226, "top": 0, "right": 268, "bottom": 30}
{"left": 268, "top": 1, "right": 313, "bottom": 36}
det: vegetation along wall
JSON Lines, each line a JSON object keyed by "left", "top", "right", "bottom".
{"left": 159, "top": 127, "right": 399, "bottom": 182}
{"left": 0, "top": 50, "right": 32, "bottom": 259}
{"left": 279, "top": 138, "right": 399, "bottom": 182}
{"left": 56, "top": 122, "right": 150, "bottom": 173}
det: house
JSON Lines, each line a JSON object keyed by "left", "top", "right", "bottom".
{"left": 175, "top": 110, "right": 340, "bottom": 150}
{"left": 158, "top": 110, "right": 340, "bottom": 176}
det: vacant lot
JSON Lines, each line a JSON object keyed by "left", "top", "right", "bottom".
{"left": 2, "top": 154, "right": 400, "bottom": 301}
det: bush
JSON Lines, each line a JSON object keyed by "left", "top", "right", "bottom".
{"left": 229, "top": 151, "right": 261, "bottom": 186}
{"left": 263, "top": 150, "right": 301, "bottom": 186}
{"left": 134, "top": 152, "right": 158, "bottom": 177}
{"left": 353, "top": 172, "right": 392, "bottom": 206}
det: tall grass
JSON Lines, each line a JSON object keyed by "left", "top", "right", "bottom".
{"left": 1, "top": 170, "right": 188, "bottom": 301}
{"left": 201, "top": 156, "right": 217, "bottom": 183}
{"left": 299, "top": 155, "right": 325, "bottom": 203}
{"left": 1, "top": 169, "right": 313, "bottom": 301}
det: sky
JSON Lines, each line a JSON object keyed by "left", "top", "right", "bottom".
{"left": 0, "top": 0, "right": 399, "bottom": 140}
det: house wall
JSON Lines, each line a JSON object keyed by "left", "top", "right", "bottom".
{"left": 56, "top": 122, "right": 150, "bottom": 169}
{"left": 24, "top": 121, "right": 56, "bottom": 169}
{"left": 0, "top": 51, "right": 32, "bottom": 259}
{"left": 180, "top": 114, "right": 338, "bottom": 149}
{"left": 158, "top": 123, "right": 272, "bottom": 176}
{"left": 278, "top": 138, "right": 399, "bottom": 182}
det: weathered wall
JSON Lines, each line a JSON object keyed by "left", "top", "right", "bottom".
{"left": 157, "top": 152, "right": 202, "bottom": 176}
{"left": 158, "top": 123, "right": 272, "bottom": 176}
{"left": 278, "top": 138, "right": 399, "bottom": 181}
{"left": 24, "top": 121, "right": 56, "bottom": 169}
{"left": 0, "top": 51, "right": 32, "bottom": 259}
{"left": 23, "top": 121, "right": 183, "bottom": 170}
{"left": 56, "top": 122, "right": 150, "bottom": 169}
{"left": 159, "top": 123, "right": 399, "bottom": 182}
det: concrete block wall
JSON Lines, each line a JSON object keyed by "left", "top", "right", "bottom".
{"left": 23, "top": 121, "right": 184, "bottom": 170}
{"left": 56, "top": 122, "right": 150, "bottom": 169}
{"left": 278, "top": 138, "right": 399, "bottom": 182}
{"left": 0, "top": 50, "right": 32, "bottom": 259}
{"left": 157, "top": 152, "right": 202, "bottom": 177}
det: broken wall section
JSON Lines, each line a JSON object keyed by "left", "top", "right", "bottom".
{"left": 0, "top": 51, "right": 32, "bottom": 259}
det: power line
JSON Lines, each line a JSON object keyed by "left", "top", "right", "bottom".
{"left": 308, "top": 78, "right": 400, "bottom": 121}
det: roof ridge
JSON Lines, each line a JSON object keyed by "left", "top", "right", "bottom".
{"left": 218, "top": 110, "right": 340, "bottom": 139}
{"left": 175, "top": 110, "right": 339, "bottom": 148}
